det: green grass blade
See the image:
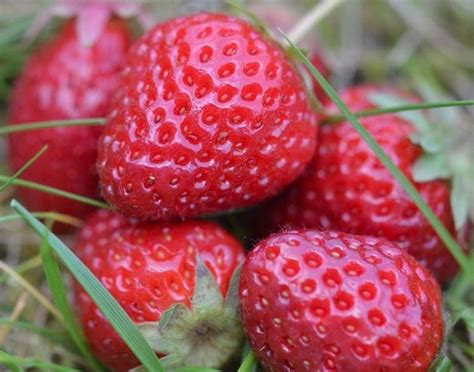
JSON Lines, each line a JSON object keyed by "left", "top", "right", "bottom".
{"left": 324, "top": 100, "right": 474, "bottom": 123}
{"left": 0, "top": 212, "right": 83, "bottom": 227}
{"left": 283, "top": 35, "right": 473, "bottom": 283}
{"left": 172, "top": 368, "right": 220, "bottom": 372}
{"left": 0, "top": 118, "right": 105, "bottom": 135}
{"left": 0, "top": 175, "right": 109, "bottom": 209}
{"left": 0, "top": 318, "right": 72, "bottom": 348}
{"left": 40, "top": 223, "right": 105, "bottom": 372}
{"left": 0, "top": 351, "right": 79, "bottom": 372}
{"left": 0, "top": 145, "right": 48, "bottom": 192}
{"left": 238, "top": 351, "right": 258, "bottom": 372}
{"left": 11, "top": 199, "right": 164, "bottom": 372}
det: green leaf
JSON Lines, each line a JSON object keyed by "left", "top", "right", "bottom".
{"left": 0, "top": 351, "right": 79, "bottom": 372}
{"left": 412, "top": 153, "right": 449, "bottom": 182}
{"left": 368, "top": 92, "right": 443, "bottom": 153}
{"left": 0, "top": 145, "right": 48, "bottom": 192}
{"left": 451, "top": 307, "right": 474, "bottom": 330}
{"left": 0, "top": 175, "right": 108, "bottom": 209}
{"left": 238, "top": 351, "right": 258, "bottom": 372}
{"left": 429, "top": 356, "right": 452, "bottom": 372}
{"left": 40, "top": 222, "right": 105, "bottom": 371}
{"left": 0, "top": 118, "right": 105, "bottom": 135}
{"left": 10, "top": 199, "right": 165, "bottom": 372}
{"left": 451, "top": 175, "right": 469, "bottom": 230}
{"left": 282, "top": 34, "right": 473, "bottom": 283}
{"left": 172, "top": 368, "right": 220, "bottom": 372}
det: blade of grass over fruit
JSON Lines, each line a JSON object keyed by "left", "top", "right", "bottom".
{"left": 11, "top": 200, "right": 165, "bottom": 372}
{"left": 238, "top": 351, "right": 258, "bottom": 372}
{"left": 0, "top": 211, "right": 83, "bottom": 227}
{"left": 282, "top": 35, "right": 473, "bottom": 283}
{"left": 40, "top": 221, "right": 105, "bottom": 372}
{"left": 0, "top": 260, "right": 62, "bottom": 321}
{"left": 0, "top": 175, "right": 109, "bottom": 209}
{"left": 0, "top": 351, "right": 79, "bottom": 372}
{"left": 0, "top": 118, "right": 105, "bottom": 134}
{"left": 323, "top": 99, "right": 474, "bottom": 124}
{"left": 0, "top": 145, "right": 47, "bottom": 192}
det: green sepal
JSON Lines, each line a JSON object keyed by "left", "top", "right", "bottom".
{"left": 224, "top": 263, "right": 242, "bottom": 315}
{"left": 451, "top": 175, "right": 470, "bottom": 230}
{"left": 412, "top": 153, "right": 449, "bottom": 182}
{"left": 137, "top": 256, "right": 243, "bottom": 369}
{"left": 369, "top": 92, "right": 474, "bottom": 231}
{"left": 368, "top": 92, "right": 444, "bottom": 153}
{"left": 192, "top": 254, "right": 224, "bottom": 310}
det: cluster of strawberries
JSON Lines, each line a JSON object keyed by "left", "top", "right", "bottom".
{"left": 8, "top": 5, "right": 462, "bottom": 372}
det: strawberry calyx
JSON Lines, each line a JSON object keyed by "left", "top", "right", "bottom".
{"left": 368, "top": 92, "right": 474, "bottom": 232}
{"left": 137, "top": 256, "right": 243, "bottom": 369}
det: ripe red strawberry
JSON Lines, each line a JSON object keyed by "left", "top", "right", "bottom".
{"left": 73, "top": 209, "right": 245, "bottom": 371}
{"left": 8, "top": 18, "right": 131, "bottom": 224}
{"left": 260, "top": 85, "right": 459, "bottom": 282}
{"left": 239, "top": 229, "right": 444, "bottom": 371}
{"left": 97, "top": 12, "right": 317, "bottom": 221}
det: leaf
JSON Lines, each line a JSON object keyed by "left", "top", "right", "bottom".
{"left": 451, "top": 175, "right": 469, "bottom": 230}
{"left": 10, "top": 199, "right": 165, "bottom": 372}
{"left": 282, "top": 34, "right": 472, "bottom": 283}
{"left": 40, "top": 222, "right": 105, "bottom": 371}
{"left": 412, "top": 153, "right": 449, "bottom": 182}
{"left": 428, "top": 356, "right": 452, "bottom": 372}
{"left": 451, "top": 307, "right": 474, "bottom": 330}
{"left": 238, "top": 351, "right": 258, "bottom": 372}
{"left": 368, "top": 92, "right": 444, "bottom": 153}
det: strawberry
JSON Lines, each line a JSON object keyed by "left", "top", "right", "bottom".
{"left": 7, "top": 17, "right": 131, "bottom": 225}
{"left": 239, "top": 229, "right": 444, "bottom": 371}
{"left": 73, "top": 209, "right": 245, "bottom": 371}
{"left": 97, "top": 12, "right": 317, "bottom": 221}
{"left": 260, "top": 85, "right": 460, "bottom": 282}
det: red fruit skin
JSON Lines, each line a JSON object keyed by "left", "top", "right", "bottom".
{"left": 97, "top": 12, "right": 317, "bottom": 221}
{"left": 8, "top": 19, "right": 131, "bottom": 223}
{"left": 73, "top": 210, "right": 245, "bottom": 371}
{"left": 239, "top": 229, "right": 443, "bottom": 372}
{"left": 262, "top": 85, "right": 459, "bottom": 282}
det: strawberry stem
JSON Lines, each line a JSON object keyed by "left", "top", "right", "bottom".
{"left": 322, "top": 99, "right": 474, "bottom": 124}
{"left": 0, "top": 118, "right": 105, "bottom": 135}
{"left": 0, "top": 175, "right": 109, "bottom": 209}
